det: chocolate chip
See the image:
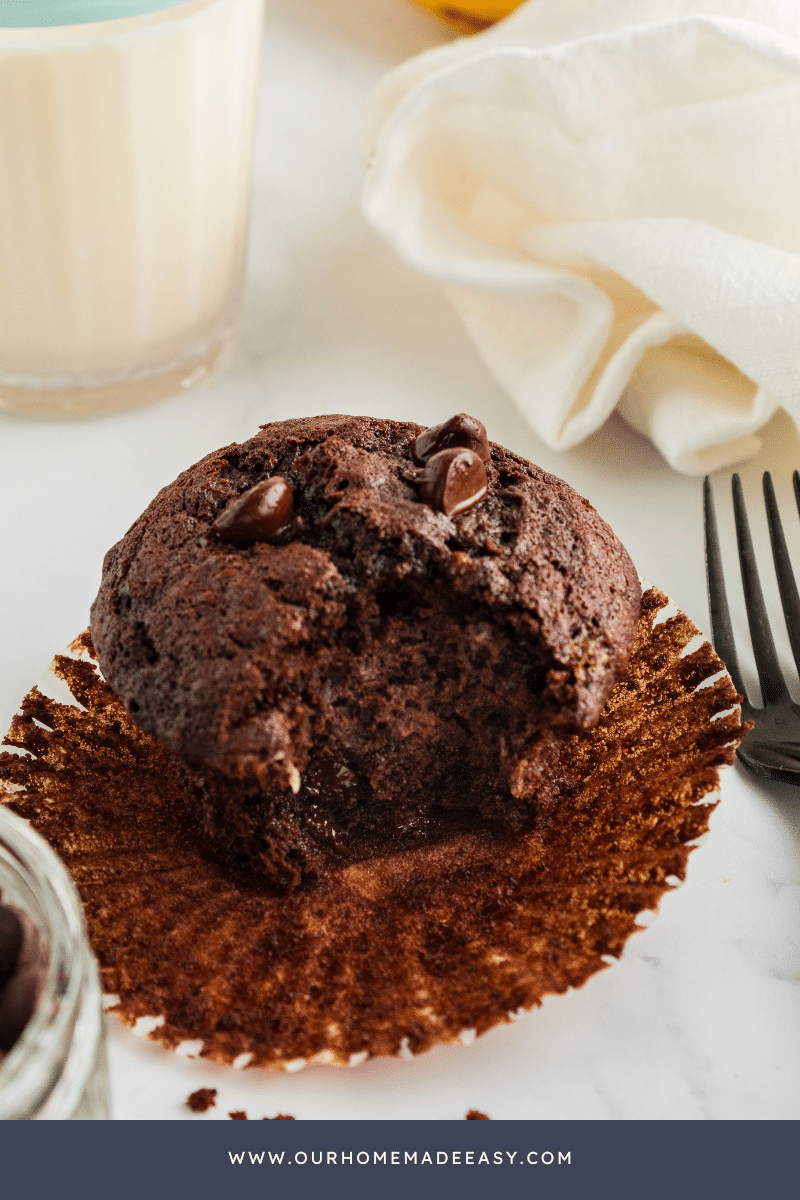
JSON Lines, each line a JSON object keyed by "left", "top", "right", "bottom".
{"left": 212, "top": 478, "right": 293, "bottom": 546}
{"left": 417, "top": 448, "right": 488, "bottom": 518}
{"left": 0, "top": 906, "right": 23, "bottom": 990}
{"left": 0, "top": 911, "right": 46, "bottom": 1054}
{"left": 413, "top": 414, "right": 490, "bottom": 465}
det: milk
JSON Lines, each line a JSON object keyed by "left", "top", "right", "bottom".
{"left": 0, "top": 0, "right": 264, "bottom": 415}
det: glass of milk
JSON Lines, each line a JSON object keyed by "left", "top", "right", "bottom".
{"left": 0, "top": 0, "right": 264, "bottom": 416}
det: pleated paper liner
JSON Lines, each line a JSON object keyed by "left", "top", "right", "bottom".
{"left": 0, "top": 587, "right": 747, "bottom": 1070}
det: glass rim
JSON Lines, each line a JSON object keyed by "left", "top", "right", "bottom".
{"left": 0, "top": 0, "right": 194, "bottom": 29}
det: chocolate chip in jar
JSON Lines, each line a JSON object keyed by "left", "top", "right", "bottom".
{"left": 0, "top": 904, "right": 23, "bottom": 990}
{"left": 0, "top": 905, "right": 46, "bottom": 1055}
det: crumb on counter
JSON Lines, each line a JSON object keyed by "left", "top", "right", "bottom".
{"left": 466, "top": 1109, "right": 490, "bottom": 1120}
{"left": 229, "top": 1110, "right": 247, "bottom": 1120}
{"left": 262, "top": 1113, "right": 296, "bottom": 1120}
{"left": 186, "top": 1087, "right": 217, "bottom": 1113}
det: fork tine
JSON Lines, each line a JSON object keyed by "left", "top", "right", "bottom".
{"left": 732, "top": 473, "right": 790, "bottom": 705}
{"left": 763, "top": 471, "right": 800, "bottom": 678}
{"left": 703, "top": 477, "right": 749, "bottom": 701}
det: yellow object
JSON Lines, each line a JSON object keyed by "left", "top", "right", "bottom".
{"left": 409, "top": 0, "right": 522, "bottom": 36}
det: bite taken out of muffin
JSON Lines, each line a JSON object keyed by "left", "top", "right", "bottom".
{"left": 90, "top": 414, "right": 641, "bottom": 891}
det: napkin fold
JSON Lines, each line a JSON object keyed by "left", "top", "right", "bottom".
{"left": 363, "top": 0, "right": 800, "bottom": 473}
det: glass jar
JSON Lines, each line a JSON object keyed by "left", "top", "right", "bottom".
{"left": 0, "top": 0, "right": 265, "bottom": 417}
{"left": 0, "top": 805, "right": 109, "bottom": 1119}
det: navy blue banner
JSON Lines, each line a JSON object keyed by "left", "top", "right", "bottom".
{"left": 0, "top": 1120, "right": 794, "bottom": 1200}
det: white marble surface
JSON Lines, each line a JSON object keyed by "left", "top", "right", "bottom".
{"left": 1, "top": 0, "right": 798, "bottom": 1120}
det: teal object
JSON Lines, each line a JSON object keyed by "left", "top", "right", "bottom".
{"left": 0, "top": 0, "right": 194, "bottom": 28}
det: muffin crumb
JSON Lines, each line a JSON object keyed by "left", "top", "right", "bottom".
{"left": 229, "top": 1110, "right": 247, "bottom": 1120}
{"left": 466, "top": 1109, "right": 490, "bottom": 1120}
{"left": 185, "top": 1089, "right": 215, "bottom": 1113}
{"left": 186, "top": 1087, "right": 217, "bottom": 1113}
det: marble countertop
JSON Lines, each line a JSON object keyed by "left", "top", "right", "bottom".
{"left": 0, "top": 0, "right": 798, "bottom": 1120}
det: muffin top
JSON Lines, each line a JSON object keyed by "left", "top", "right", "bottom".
{"left": 90, "top": 414, "right": 641, "bottom": 795}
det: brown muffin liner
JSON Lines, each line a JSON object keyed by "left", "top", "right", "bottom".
{"left": 0, "top": 587, "right": 747, "bottom": 1070}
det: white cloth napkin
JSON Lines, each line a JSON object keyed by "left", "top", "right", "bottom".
{"left": 362, "top": 0, "right": 800, "bottom": 474}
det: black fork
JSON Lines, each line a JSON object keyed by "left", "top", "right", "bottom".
{"left": 704, "top": 471, "right": 800, "bottom": 785}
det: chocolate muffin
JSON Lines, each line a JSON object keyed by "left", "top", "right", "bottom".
{"left": 89, "top": 415, "right": 641, "bottom": 889}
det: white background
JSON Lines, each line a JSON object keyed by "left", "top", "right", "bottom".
{"left": 0, "top": 0, "right": 798, "bottom": 1119}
